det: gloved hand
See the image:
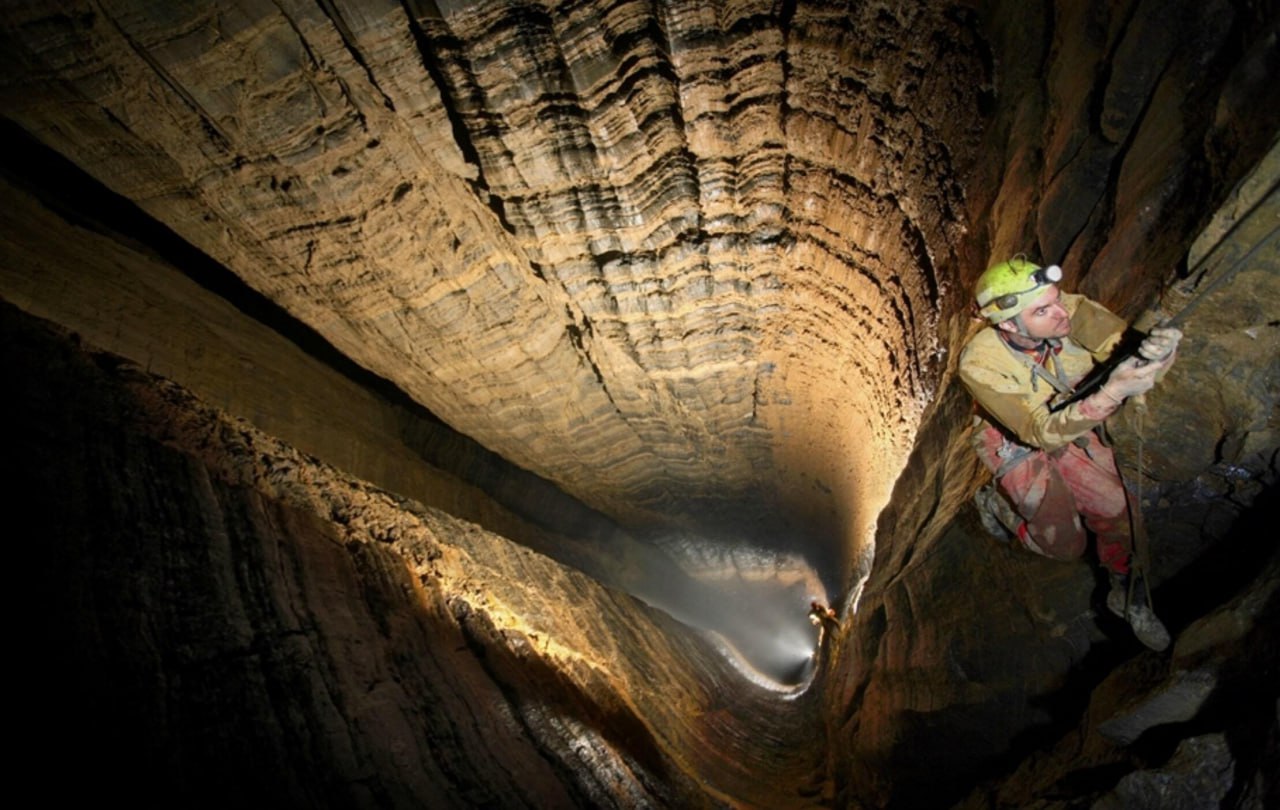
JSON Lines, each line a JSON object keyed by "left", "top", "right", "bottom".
{"left": 1137, "top": 326, "right": 1182, "bottom": 363}
{"left": 1102, "top": 355, "right": 1165, "bottom": 399}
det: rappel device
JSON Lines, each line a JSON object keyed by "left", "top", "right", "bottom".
{"left": 1047, "top": 327, "right": 1155, "bottom": 413}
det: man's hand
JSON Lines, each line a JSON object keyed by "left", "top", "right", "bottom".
{"left": 1102, "top": 354, "right": 1168, "bottom": 400}
{"left": 1137, "top": 326, "right": 1182, "bottom": 363}
{"left": 1051, "top": 326, "right": 1182, "bottom": 414}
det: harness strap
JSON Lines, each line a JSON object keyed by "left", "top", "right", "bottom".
{"left": 998, "top": 334, "right": 1073, "bottom": 395}
{"left": 994, "top": 443, "right": 1034, "bottom": 478}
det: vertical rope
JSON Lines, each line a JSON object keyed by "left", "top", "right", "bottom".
{"left": 1130, "top": 402, "right": 1154, "bottom": 609}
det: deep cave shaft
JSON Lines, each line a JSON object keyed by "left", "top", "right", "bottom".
{"left": 0, "top": 0, "right": 981, "bottom": 573}
{"left": 4, "top": 0, "right": 1279, "bottom": 807}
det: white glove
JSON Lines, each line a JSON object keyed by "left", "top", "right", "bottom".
{"left": 1105, "top": 353, "right": 1172, "bottom": 401}
{"left": 1137, "top": 326, "right": 1182, "bottom": 363}
{"left": 1102, "top": 355, "right": 1164, "bottom": 400}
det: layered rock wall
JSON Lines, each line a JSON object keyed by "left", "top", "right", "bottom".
{"left": 826, "top": 1, "right": 1280, "bottom": 803}
{"left": 0, "top": 141, "right": 827, "bottom": 683}
{"left": 0, "top": 0, "right": 989, "bottom": 570}
{"left": 8, "top": 301, "right": 827, "bottom": 808}
{"left": 3, "top": 0, "right": 1278, "bottom": 807}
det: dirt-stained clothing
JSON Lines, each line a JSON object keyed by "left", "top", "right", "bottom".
{"left": 959, "top": 294, "right": 1135, "bottom": 574}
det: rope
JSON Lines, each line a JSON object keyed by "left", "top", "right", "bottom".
{"left": 1120, "top": 209, "right": 1280, "bottom": 611}
{"left": 1163, "top": 222, "right": 1280, "bottom": 326}
{"left": 1049, "top": 220, "right": 1280, "bottom": 414}
{"left": 1128, "top": 402, "right": 1154, "bottom": 610}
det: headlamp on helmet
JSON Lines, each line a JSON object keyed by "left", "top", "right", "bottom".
{"left": 975, "top": 258, "right": 1063, "bottom": 323}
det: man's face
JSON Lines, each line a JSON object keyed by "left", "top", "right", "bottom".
{"left": 999, "top": 285, "right": 1071, "bottom": 339}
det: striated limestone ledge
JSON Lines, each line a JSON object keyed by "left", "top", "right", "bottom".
{"left": 0, "top": 144, "right": 830, "bottom": 680}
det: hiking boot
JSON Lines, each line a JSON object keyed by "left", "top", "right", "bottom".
{"left": 1108, "top": 578, "right": 1171, "bottom": 652}
{"left": 974, "top": 483, "right": 1019, "bottom": 543}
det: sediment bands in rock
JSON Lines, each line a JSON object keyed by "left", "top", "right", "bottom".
{"left": 0, "top": 0, "right": 981, "bottom": 556}
{"left": 9, "top": 303, "right": 825, "bottom": 808}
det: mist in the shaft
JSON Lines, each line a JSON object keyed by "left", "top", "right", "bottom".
{"left": 625, "top": 533, "right": 834, "bottom": 685}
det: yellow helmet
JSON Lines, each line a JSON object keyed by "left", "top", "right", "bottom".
{"left": 975, "top": 257, "right": 1063, "bottom": 323}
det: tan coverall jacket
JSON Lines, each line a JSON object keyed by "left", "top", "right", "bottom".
{"left": 958, "top": 293, "right": 1127, "bottom": 453}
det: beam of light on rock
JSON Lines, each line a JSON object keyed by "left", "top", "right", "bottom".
{"left": 622, "top": 533, "right": 830, "bottom": 685}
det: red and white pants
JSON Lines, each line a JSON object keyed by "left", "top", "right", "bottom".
{"left": 975, "top": 425, "right": 1133, "bottom": 575}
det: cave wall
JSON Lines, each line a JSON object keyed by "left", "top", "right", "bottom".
{"left": 0, "top": 148, "right": 832, "bottom": 681}
{"left": 0, "top": 133, "right": 717, "bottom": 612}
{"left": 0, "top": 0, "right": 993, "bottom": 571}
{"left": 9, "top": 300, "right": 833, "bottom": 808}
{"left": 827, "top": 1, "right": 1279, "bottom": 805}
{"left": 829, "top": 166, "right": 1279, "bottom": 810}
{"left": 2, "top": 0, "right": 1278, "bottom": 808}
